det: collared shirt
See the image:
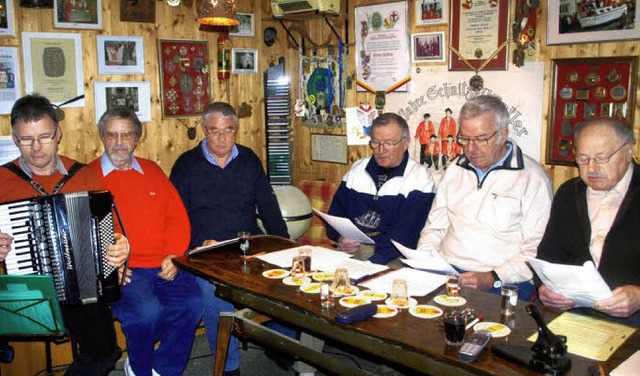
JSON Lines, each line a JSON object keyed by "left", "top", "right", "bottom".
{"left": 99, "top": 153, "right": 144, "bottom": 177}
{"left": 470, "top": 142, "right": 513, "bottom": 182}
{"left": 201, "top": 139, "right": 239, "bottom": 168}
{"left": 587, "top": 164, "right": 633, "bottom": 267}
{"left": 19, "top": 155, "right": 67, "bottom": 177}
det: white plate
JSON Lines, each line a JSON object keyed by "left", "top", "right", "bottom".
{"left": 262, "top": 269, "right": 290, "bottom": 279}
{"left": 282, "top": 276, "right": 310, "bottom": 286}
{"left": 357, "top": 290, "right": 388, "bottom": 301}
{"left": 339, "top": 296, "right": 371, "bottom": 308}
{"left": 330, "top": 285, "right": 359, "bottom": 297}
{"left": 473, "top": 322, "right": 511, "bottom": 338}
{"left": 373, "top": 304, "right": 398, "bottom": 318}
{"left": 433, "top": 294, "right": 467, "bottom": 307}
{"left": 312, "top": 271, "right": 334, "bottom": 281}
{"left": 384, "top": 297, "right": 417, "bottom": 309}
{"left": 300, "top": 282, "right": 321, "bottom": 294}
{"left": 409, "top": 305, "right": 443, "bottom": 319}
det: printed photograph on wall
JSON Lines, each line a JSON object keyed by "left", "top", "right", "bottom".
{"left": 231, "top": 48, "right": 257, "bottom": 73}
{"left": 229, "top": 12, "right": 254, "bottom": 37}
{"left": 94, "top": 81, "right": 151, "bottom": 122}
{"left": 97, "top": 35, "right": 144, "bottom": 75}
{"left": 411, "top": 32, "right": 445, "bottom": 63}
{"left": 415, "top": 0, "right": 446, "bottom": 26}
{"left": 54, "top": 0, "right": 102, "bottom": 30}
{"left": 0, "top": 0, "right": 15, "bottom": 36}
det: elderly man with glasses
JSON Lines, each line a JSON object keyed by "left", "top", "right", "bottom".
{"left": 536, "top": 117, "right": 640, "bottom": 326}
{"left": 417, "top": 95, "right": 552, "bottom": 301}
{"left": 327, "top": 112, "right": 436, "bottom": 265}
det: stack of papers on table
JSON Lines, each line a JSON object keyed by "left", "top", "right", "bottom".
{"left": 527, "top": 258, "right": 612, "bottom": 307}
{"left": 392, "top": 240, "right": 457, "bottom": 275}
{"left": 360, "top": 267, "right": 447, "bottom": 297}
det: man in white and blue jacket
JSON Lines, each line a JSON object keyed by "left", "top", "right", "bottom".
{"left": 327, "top": 112, "right": 437, "bottom": 265}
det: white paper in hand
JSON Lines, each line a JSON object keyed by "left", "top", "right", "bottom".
{"left": 527, "top": 257, "right": 612, "bottom": 307}
{"left": 312, "top": 208, "right": 375, "bottom": 245}
{"left": 392, "top": 240, "right": 458, "bottom": 275}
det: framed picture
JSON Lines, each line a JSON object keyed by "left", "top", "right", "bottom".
{"left": 229, "top": 12, "right": 254, "bottom": 37}
{"left": 231, "top": 48, "right": 258, "bottom": 74}
{"left": 547, "top": 56, "right": 638, "bottom": 165}
{"left": 121, "top": 0, "right": 155, "bottom": 23}
{"left": 449, "top": 0, "right": 509, "bottom": 71}
{"left": 547, "top": 2, "right": 640, "bottom": 45}
{"left": 411, "top": 32, "right": 445, "bottom": 63}
{"left": 158, "top": 39, "right": 211, "bottom": 118}
{"left": 311, "top": 134, "right": 348, "bottom": 164}
{"left": 22, "top": 32, "right": 85, "bottom": 107}
{"left": 0, "top": 47, "right": 21, "bottom": 114}
{"left": 94, "top": 81, "right": 151, "bottom": 123}
{"left": 97, "top": 36, "right": 144, "bottom": 75}
{"left": 415, "top": 0, "right": 446, "bottom": 26}
{"left": 54, "top": 0, "right": 102, "bottom": 30}
{"left": 0, "top": 0, "right": 15, "bottom": 36}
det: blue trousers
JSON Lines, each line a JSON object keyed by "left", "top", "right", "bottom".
{"left": 111, "top": 268, "right": 203, "bottom": 376}
{"left": 197, "top": 277, "right": 241, "bottom": 371}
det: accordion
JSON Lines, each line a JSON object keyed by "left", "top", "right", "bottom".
{"left": 1, "top": 191, "right": 122, "bottom": 305}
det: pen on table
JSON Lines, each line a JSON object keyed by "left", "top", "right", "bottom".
{"left": 353, "top": 269, "right": 393, "bottom": 285}
{"left": 465, "top": 315, "right": 484, "bottom": 331}
{"left": 245, "top": 252, "right": 266, "bottom": 260}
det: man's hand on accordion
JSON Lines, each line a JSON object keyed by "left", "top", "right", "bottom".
{"left": 107, "top": 233, "right": 131, "bottom": 284}
{"left": 0, "top": 231, "right": 13, "bottom": 262}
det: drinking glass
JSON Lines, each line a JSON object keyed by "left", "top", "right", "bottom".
{"left": 500, "top": 284, "right": 519, "bottom": 316}
{"left": 331, "top": 268, "right": 351, "bottom": 295}
{"left": 237, "top": 231, "right": 250, "bottom": 257}
{"left": 446, "top": 274, "right": 460, "bottom": 302}
{"left": 291, "top": 256, "right": 306, "bottom": 284}
{"left": 390, "top": 279, "right": 409, "bottom": 307}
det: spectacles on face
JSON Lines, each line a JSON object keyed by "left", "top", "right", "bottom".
{"left": 205, "top": 127, "right": 237, "bottom": 137}
{"left": 369, "top": 138, "right": 405, "bottom": 149}
{"left": 104, "top": 131, "right": 137, "bottom": 142}
{"left": 14, "top": 126, "right": 58, "bottom": 147}
{"left": 575, "top": 142, "right": 628, "bottom": 165}
{"left": 456, "top": 129, "right": 499, "bottom": 147}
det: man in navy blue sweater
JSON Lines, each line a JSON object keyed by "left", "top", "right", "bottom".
{"left": 170, "top": 102, "right": 288, "bottom": 375}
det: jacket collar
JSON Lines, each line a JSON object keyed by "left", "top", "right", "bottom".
{"left": 365, "top": 151, "right": 409, "bottom": 181}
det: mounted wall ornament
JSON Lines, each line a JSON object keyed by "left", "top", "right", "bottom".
{"left": 264, "top": 27, "right": 277, "bottom": 47}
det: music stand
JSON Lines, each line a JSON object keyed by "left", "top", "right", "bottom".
{"left": 0, "top": 274, "right": 67, "bottom": 374}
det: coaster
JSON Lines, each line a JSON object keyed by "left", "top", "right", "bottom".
{"left": 409, "top": 305, "right": 443, "bottom": 319}
{"left": 433, "top": 294, "right": 467, "bottom": 307}
{"left": 357, "top": 290, "right": 388, "bottom": 301}
{"left": 330, "top": 285, "right": 359, "bottom": 297}
{"left": 262, "top": 269, "right": 290, "bottom": 279}
{"left": 282, "top": 276, "right": 310, "bottom": 286}
{"left": 312, "top": 271, "right": 334, "bottom": 281}
{"left": 300, "top": 282, "right": 321, "bottom": 294}
{"left": 339, "top": 296, "right": 370, "bottom": 308}
{"left": 473, "top": 322, "right": 511, "bottom": 338}
{"left": 384, "top": 297, "right": 417, "bottom": 309}
{"left": 373, "top": 305, "right": 398, "bottom": 318}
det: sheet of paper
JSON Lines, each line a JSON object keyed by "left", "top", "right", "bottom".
{"left": 320, "top": 258, "right": 388, "bottom": 280}
{"left": 611, "top": 350, "right": 640, "bottom": 376}
{"left": 527, "top": 258, "right": 612, "bottom": 307}
{"left": 257, "top": 245, "right": 351, "bottom": 269}
{"left": 360, "top": 267, "right": 447, "bottom": 297}
{"left": 392, "top": 240, "right": 458, "bottom": 275}
{"left": 188, "top": 237, "right": 238, "bottom": 255}
{"left": 312, "top": 208, "right": 375, "bottom": 245}
{"left": 527, "top": 312, "right": 636, "bottom": 362}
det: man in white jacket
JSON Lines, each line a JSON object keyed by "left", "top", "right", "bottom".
{"left": 417, "top": 95, "right": 552, "bottom": 301}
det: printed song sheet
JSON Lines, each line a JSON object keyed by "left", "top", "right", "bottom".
{"left": 312, "top": 208, "right": 375, "bottom": 244}
{"left": 360, "top": 267, "right": 447, "bottom": 296}
{"left": 392, "top": 240, "right": 457, "bottom": 275}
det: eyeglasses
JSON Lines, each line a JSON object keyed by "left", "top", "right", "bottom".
{"left": 205, "top": 127, "right": 237, "bottom": 137}
{"left": 456, "top": 129, "right": 499, "bottom": 147}
{"left": 104, "top": 131, "right": 137, "bottom": 141}
{"left": 575, "top": 143, "right": 628, "bottom": 165}
{"left": 369, "top": 138, "right": 405, "bottom": 149}
{"left": 14, "top": 127, "right": 58, "bottom": 147}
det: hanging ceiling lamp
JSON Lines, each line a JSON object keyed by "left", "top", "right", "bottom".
{"left": 198, "top": 0, "right": 239, "bottom": 27}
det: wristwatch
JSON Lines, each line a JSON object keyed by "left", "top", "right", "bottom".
{"left": 490, "top": 270, "right": 502, "bottom": 289}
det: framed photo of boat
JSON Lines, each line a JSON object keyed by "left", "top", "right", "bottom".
{"left": 547, "top": 1, "right": 640, "bottom": 45}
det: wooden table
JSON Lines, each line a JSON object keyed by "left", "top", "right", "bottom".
{"left": 173, "top": 235, "right": 639, "bottom": 375}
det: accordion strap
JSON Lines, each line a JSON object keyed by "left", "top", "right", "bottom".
{"left": 2, "top": 161, "right": 85, "bottom": 195}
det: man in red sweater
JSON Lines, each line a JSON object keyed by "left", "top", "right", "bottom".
{"left": 89, "top": 106, "right": 202, "bottom": 376}
{"left": 0, "top": 95, "right": 129, "bottom": 375}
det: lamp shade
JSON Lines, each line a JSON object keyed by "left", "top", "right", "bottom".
{"left": 198, "top": 0, "right": 239, "bottom": 27}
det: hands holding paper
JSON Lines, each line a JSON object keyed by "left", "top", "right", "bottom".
{"left": 540, "top": 284, "right": 640, "bottom": 318}
{"left": 337, "top": 237, "right": 360, "bottom": 254}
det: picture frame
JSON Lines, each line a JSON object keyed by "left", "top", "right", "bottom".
{"left": 0, "top": 0, "right": 15, "bottom": 36}
{"left": 158, "top": 39, "right": 211, "bottom": 118}
{"left": 120, "top": 0, "right": 155, "bottom": 23}
{"left": 449, "top": 0, "right": 509, "bottom": 71}
{"left": 0, "top": 47, "right": 21, "bottom": 114}
{"left": 311, "top": 134, "right": 348, "bottom": 164}
{"left": 94, "top": 81, "right": 151, "bottom": 123}
{"left": 547, "top": 56, "right": 638, "bottom": 165}
{"left": 54, "top": 0, "right": 102, "bottom": 30}
{"left": 229, "top": 12, "right": 255, "bottom": 37}
{"left": 411, "top": 32, "right": 445, "bottom": 63}
{"left": 22, "top": 32, "right": 85, "bottom": 107}
{"left": 97, "top": 36, "right": 144, "bottom": 75}
{"left": 547, "top": 1, "right": 640, "bottom": 45}
{"left": 415, "top": 0, "right": 446, "bottom": 26}
{"left": 231, "top": 48, "right": 258, "bottom": 74}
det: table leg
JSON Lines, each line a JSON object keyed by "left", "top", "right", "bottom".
{"left": 213, "top": 313, "right": 234, "bottom": 376}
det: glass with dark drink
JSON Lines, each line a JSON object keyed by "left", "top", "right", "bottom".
{"left": 298, "top": 248, "right": 312, "bottom": 271}
{"left": 443, "top": 311, "right": 465, "bottom": 346}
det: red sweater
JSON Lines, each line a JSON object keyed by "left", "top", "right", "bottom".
{"left": 89, "top": 157, "right": 191, "bottom": 268}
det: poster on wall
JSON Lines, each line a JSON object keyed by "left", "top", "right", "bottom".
{"left": 355, "top": 1, "right": 410, "bottom": 92}
{"left": 0, "top": 47, "right": 21, "bottom": 114}
{"left": 0, "top": 0, "right": 15, "bottom": 36}
{"left": 385, "top": 63, "right": 545, "bottom": 165}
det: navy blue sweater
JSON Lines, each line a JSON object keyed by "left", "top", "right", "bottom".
{"left": 170, "top": 142, "right": 289, "bottom": 248}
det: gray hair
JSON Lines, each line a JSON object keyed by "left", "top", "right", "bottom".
{"left": 202, "top": 102, "right": 238, "bottom": 126}
{"left": 459, "top": 95, "right": 509, "bottom": 136}
{"left": 97, "top": 106, "right": 142, "bottom": 138}
{"left": 574, "top": 117, "right": 636, "bottom": 146}
{"left": 372, "top": 112, "right": 410, "bottom": 139}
